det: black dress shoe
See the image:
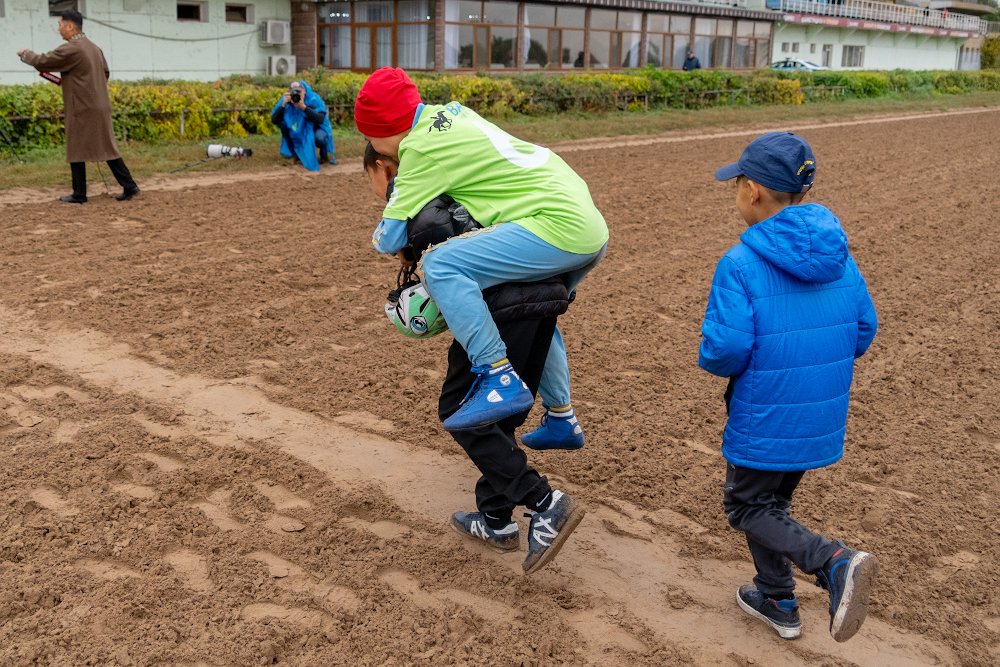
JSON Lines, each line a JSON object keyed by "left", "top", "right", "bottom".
{"left": 58, "top": 194, "right": 87, "bottom": 204}
{"left": 115, "top": 188, "right": 140, "bottom": 201}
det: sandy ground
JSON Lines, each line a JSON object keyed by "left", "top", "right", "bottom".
{"left": 0, "top": 109, "right": 998, "bottom": 667}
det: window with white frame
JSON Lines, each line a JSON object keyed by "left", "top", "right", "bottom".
{"left": 822, "top": 43, "right": 832, "bottom": 67}
{"left": 781, "top": 42, "right": 789, "bottom": 53}
{"left": 842, "top": 44, "right": 864, "bottom": 67}
{"left": 791, "top": 42, "right": 799, "bottom": 53}
{"left": 225, "top": 4, "right": 254, "bottom": 23}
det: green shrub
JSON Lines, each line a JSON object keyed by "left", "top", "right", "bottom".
{"left": 846, "top": 71, "right": 892, "bottom": 97}
{"left": 984, "top": 38, "right": 1000, "bottom": 69}
{"left": 2, "top": 67, "right": 998, "bottom": 150}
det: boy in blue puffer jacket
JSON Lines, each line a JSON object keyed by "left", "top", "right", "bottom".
{"left": 700, "top": 132, "right": 878, "bottom": 643}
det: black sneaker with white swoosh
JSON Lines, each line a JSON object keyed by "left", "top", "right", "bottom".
{"left": 523, "top": 490, "right": 586, "bottom": 574}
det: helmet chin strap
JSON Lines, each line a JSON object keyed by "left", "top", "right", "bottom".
{"left": 396, "top": 263, "right": 417, "bottom": 290}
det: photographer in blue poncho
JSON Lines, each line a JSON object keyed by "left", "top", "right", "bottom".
{"left": 271, "top": 81, "right": 335, "bottom": 171}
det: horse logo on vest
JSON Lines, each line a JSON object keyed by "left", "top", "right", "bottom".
{"left": 429, "top": 110, "right": 452, "bottom": 132}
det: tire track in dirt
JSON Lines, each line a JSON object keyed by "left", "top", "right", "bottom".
{"left": 0, "top": 307, "right": 956, "bottom": 667}
{"left": 0, "top": 160, "right": 362, "bottom": 207}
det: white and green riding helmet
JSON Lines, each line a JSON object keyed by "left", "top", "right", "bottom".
{"left": 384, "top": 282, "right": 449, "bottom": 339}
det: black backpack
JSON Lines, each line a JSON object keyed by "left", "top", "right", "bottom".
{"left": 387, "top": 177, "right": 480, "bottom": 264}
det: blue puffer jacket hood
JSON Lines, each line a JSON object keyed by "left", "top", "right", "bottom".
{"left": 698, "top": 203, "right": 878, "bottom": 472}
{"left": 740, "top": 203, "right": 848, "bottom": 284}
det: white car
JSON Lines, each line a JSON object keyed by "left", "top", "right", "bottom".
{"left": 771, "top": 58, "right": 828, "bottom": 71}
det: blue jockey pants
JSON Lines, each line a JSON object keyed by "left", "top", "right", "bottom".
{"left": 418, "top": 222, "right": 606, "bottom": 407}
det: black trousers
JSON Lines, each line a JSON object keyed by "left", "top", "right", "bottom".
{"left": 439, "top": 316, "right": 556, "bottom": 525}
{"left": 70, "top": 159, "right": 137, "bottom": 197}
{"left": 723, "top": 463, "right": 840, "bottom": 597}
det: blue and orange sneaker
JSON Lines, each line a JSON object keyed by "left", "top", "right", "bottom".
{"left": 814, "top": 541, "right": 879, "bottom": 642}
{"left": 736, "top": 585, "right": 802, "bottom": 639}
{"left": 442, "top": 360, "right": 534, "bottom": 432}
{"left": 521, "top": 406, "right": 585, "bottom": 450}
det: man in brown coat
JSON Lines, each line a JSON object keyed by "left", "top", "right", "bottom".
{"left": 17, "top": 10, "right": 139, "bottom": 204}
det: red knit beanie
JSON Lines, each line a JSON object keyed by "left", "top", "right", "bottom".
{"left": 354, "top": 68, "right": 422, "bottom": 138}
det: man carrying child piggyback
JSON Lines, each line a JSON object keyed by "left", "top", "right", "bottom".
{"left": 363, "top": 143, "right": 587, "bottom": 574}
{"left": 700, "top": 132, "right": 879, "bottom": 643}
{"left": 354, "top": 68, "right": 607, "bottom": 447}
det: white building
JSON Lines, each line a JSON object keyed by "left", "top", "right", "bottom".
{"left": 0, "top": 0, "right": 991, "bottom": 84}
{"left": 0, "top": 0, "right": 292, "bottom": 84}
{"left": 769, "top": 0, "right": 989, "bottom": 70}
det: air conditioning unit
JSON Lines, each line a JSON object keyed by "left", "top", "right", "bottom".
{"left": 260, "top": 20, "right": 290, "bottom": 45}
{"left": 268, "top": 55, "right": 297, "bottom": 76}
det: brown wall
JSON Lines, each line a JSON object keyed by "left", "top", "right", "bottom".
{"left": 291, "top": 1, "right": 318, "bottom": 72}
{"left": 434, "top": 0, "right": 445, "bottom": 71}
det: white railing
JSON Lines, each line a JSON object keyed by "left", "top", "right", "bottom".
{"left": 663, "top": 0, "right": 750, "bottom": 8}
{"left": 778, "top": 0, "right": 988, "bottom": 32}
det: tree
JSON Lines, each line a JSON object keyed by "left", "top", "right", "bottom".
{"left": 983, "top": 0, "right": 1000, "bottom": 24}
{"left": 982, "top": 37, "right": 1000, "bottom": 68}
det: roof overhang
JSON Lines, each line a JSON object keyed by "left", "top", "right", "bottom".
{"left": 926, "top": 0, "right": 996, "bottom": 16}
{"left": 548, "top": 0, "right": 778, "bottom": 21}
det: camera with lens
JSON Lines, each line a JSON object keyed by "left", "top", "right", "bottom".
{"left": 290, "top": 90, "right": 301, "bottom": 104}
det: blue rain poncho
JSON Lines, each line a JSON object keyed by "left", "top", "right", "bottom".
{"left": 271, "top": 80, "right": 335, "bottom": 172}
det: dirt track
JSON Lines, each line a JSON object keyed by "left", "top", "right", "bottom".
{"left": 0, "top": 109, "right": 999, "bottom": 667}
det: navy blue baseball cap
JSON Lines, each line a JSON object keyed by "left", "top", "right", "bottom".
{"left": 715, "top": 132, "right": 816, "bottom": 193}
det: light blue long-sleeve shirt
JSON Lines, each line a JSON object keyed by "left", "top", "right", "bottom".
{"left": 372, "top": 217, "right": 408, "bottom": 254}
{"left": 371, "top": 103, "right": 425, "bottom": 255}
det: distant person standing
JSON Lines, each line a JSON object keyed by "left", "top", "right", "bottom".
{"left": 17, "top": 10, "right": 140, "bottom": 204}
{"left": 682, "top": 50, "right": 701, "bottom": 71}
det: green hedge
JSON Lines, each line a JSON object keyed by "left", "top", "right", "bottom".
{"left": 770, "top": 68, "right": 1000, "bottom": 96}
{"left": 2, "top": 67, "right": 999, "bottom": 150}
